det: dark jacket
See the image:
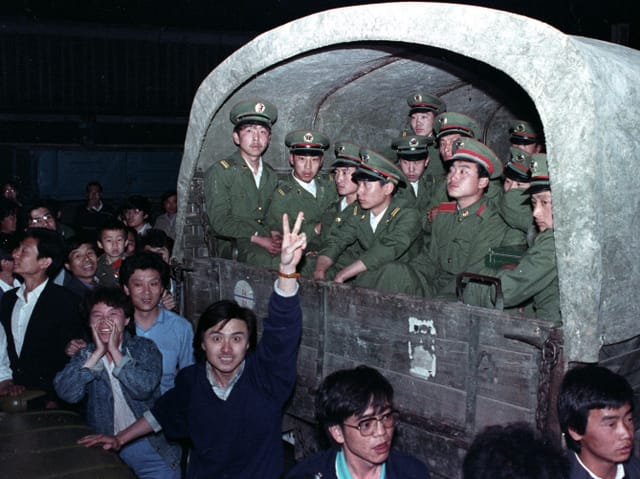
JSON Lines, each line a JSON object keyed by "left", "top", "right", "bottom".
{"left": 0, "top": 281, "right": 84, "bottom": 405}
{"left": 286, "top": 448, "right": 431, "bottom": 479}
{"left": 568, "top": 451, "right": 640, "bottom": 479}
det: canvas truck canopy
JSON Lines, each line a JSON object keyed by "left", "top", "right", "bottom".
{"left": 175, "top": 2, "right": 640, "bottom": 363}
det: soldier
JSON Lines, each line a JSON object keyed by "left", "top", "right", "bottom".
{"left": 509, "top": 120, "right": 544, "bottom": 155}
{"left": 433, "top": 112, "right": 481, "bottom": 163}
{"left": 391, "top": 134, "right": 440, "bottom": 213}
{"left": 307, "top": 141, "right": 364, "bottom": 278}
{"left": 373, "top": 138, "right": 512, "bottom": 298}
{"left": 313, "top": 148, "right": 422, "bottom": 290}
{"left": 203, "top": 98, "right": 280, "bottom": 260}
{"left": 406, "top": 92, "right": 447, "bottom": 177}
{"left": 461, "top": 154, "right": 561, "bottom": 325}
{"left": 245, "top": 130, "right": 336, "bottom": 271}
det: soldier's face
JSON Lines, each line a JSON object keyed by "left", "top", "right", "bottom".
{"left": 233, "top": 124, "right": 271, "bottom": 160}
{"left": 357, "top": 180, "right": 393, "bottom": 215}
{"left": 531, "top": 190, "right": 553, "bottom": 232}
{"left": 410, "top": 112, "right": 435, "bottom": 136}
{"left": 512, "top": 142, "right": 543, "bottom": 156}
{"left": 334, "top": 166, "right": 358, "bottom": 196}
{"left": 439, "top": 133, "right": 462, "bottom": 162}
{"left": 290, "top": 154, "right": 323, "bottom": 183}
{"left": 503, "top": 178, "right": 530, "bottom": 192}
{"left": 446, "top": 161, "right": 488, "bottom": 206}
{"left": 399, "top": 158, "right": 429, "bottom": 183}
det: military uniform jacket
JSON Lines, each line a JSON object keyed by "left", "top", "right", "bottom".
{"left": 395, "top": 174, "right": 441, "bottom": 214}
{"left": 321, "top": 196, "right": 422, "bottom": 272}
{"left": 416, "top": 198, "right": 511, "bottom": 298}
{"left": 315, "top": 197, "right": 364, "bottom": 266}
{"left": 203, "top": 150, "right": 279, "bottom": 240}
{"left": 265, "top": 174, "right": 338, "bottom": 252}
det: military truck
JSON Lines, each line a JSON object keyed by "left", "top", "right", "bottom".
{"left": 171, "top": 3, "right": 640, "bottom": 477}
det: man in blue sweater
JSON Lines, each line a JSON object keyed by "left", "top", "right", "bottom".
{"left": 78, "top": 212, "right": 307, "bottom": 479}
{"left": 287, "top": 365, "right": 431, "bottom": 479}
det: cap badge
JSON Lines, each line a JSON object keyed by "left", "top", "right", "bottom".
{"left": 439, "top": 116, "right": 448, "bottom": 126}
{"left": 515, "top": 123, "right": 525, "bottom": 132}
{"left": 254, "top": 103, "right": 266, "bottom": 113}
{"left": 414, "top": 94, "right": 422, "bottom": 102}
{"left": 530, "top": 160, "right": 538, "bottom": 174}
{"left": 516, "top": 153, "right": 526, "bottom": 163}
{"left": 409, "top": 137, "right": 419, "bottom": 147}
{"left": 362, "top": 153, "right": 370, "bottom": 163}
{"left": 304, "top": 132, "right": 314, "bottom": 143}
{"left": 337, "top": 145, "right": 344, "bottom": 153}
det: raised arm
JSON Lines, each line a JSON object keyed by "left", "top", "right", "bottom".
{"left": 276, "top": 212, "right": 306, "bottom": 295}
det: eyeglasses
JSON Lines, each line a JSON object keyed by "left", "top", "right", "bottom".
{"left": 342, "top": 410, "right": 398, "bottom": 436}
{"left": 29, "top": 213, "right": 54, "bottom": 224}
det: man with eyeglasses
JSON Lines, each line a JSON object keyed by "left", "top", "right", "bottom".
{"left": 287, "top": 365, "right": 431, "bottom": 479}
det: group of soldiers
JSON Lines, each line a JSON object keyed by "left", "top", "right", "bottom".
{"left": 203, "top": 93, "right": 560, "bottom": 326}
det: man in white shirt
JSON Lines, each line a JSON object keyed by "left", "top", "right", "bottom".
{"left": 0, "top": 228, "right": 83, "bottom": 408}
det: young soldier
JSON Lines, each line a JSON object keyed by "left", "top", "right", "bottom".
{"left": 558, "top": 365, "right": 640, "bottom": 479}
{"left": 286, "top": 365, "right": 431, "bottom": 479}
{"left": 203, "top": 98, "right": 280, "bottom": 260}
{"left": 246, "top": 129, "right": 336, "bottom": 270}
{"left": 313, "top": 149, "right": 421, "bottom": 290}
{"left": 406, "top": 92, "right": 447, "bottom": 177}
{"left": 307, "top": 141, "right": 364, "bottom": 277}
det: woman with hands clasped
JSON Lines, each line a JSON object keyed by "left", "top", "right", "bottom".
{"left": 77, "top": 212, "right": 307, "bottom": 479}
{"left": 54, "top": 288, "right": 181, "bottom": 479}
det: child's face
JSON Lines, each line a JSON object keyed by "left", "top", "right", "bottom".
{"left": 98, "top": 229, "right": 127, "bottom": 259}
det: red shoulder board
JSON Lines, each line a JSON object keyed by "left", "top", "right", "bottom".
{"left": 437, "top": 202, "right": 457, "bottom": 213}
{"left": 476, "top": 204, "right": 486, "bottom": 216}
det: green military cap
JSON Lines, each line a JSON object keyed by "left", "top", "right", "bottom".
{"left": 332, "top": 141, "right": 362, "bottom": 168}
{"left": 509, "top": 120, "right": 542, "bottom": 145}
{"left": 504, "top": 147, "right": 531, "bottom": 183}
{"left": 407, "top": 92, "right": 446, "bottom": 116}
{"left": 433, "top": 112, "right": 481, "bottom": 140}
{"left": 528, "top": 153, "right": 551, "bottom": 194}
{"left": 449, "top": 138, "right": 503, "bottom": 180}
{"left": 391, "top": 134, "right": 430, "bottom": 161}
{"left": 229, "top": 99, "right": 278, "bottom": 128}
{"left": 285, "top": 130, "right": 331, "bottom": 155}
{"left": 353, "top": 148, "right": 407, "bottom": 186}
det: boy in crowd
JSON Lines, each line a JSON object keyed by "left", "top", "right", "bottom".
{"left": 95, "top": 218, "right": 128, "bottom": 288}
{"left": 558, "top": 364, "right": 640, "bottom": 479}
{"left": 287, "top": 365, "right": 430, "bottom": 478}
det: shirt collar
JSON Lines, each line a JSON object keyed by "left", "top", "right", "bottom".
{"left": 206, "top": 360, "right": 245, "bottom": 400}
{"left": 16, "top": 278, "right": 48, "bottom": 303}
{"left": 575, "top": 452, "right": 626, "bottom": 479}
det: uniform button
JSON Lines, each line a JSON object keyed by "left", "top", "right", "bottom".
{"left": 257, "top": 206, "right": 262, "bottom": 211}
{"left": 447, "top": 258, "right": 452, "bottom": 263}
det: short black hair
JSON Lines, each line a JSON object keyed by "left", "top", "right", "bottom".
{"left": 65, "top": 235, "right": 97, "bottom": 262}
{"left": 121, "top": 195, "right": 151, "bottom": 216}
{"left": 83, "top": 287, "right": 135, "bottom": 336}
{"left": 141, "top": 228, "right": 174, "bottom": 254}
{"left": 557, "top": 364, "right": 634, "bottom": 453}
{"left": 193, "top": 300, "right": 257, "bottom": 362}
{"left": 463, "top": 422, "right": 568, "bottom": 479}
{"left": 86, "top": 181, "right": 103, "bottom": 193}
{"left": 98, "top": 218, "right": 127, "bottom": 237}
{"left": 233, "top": 121, "right": 271, "bottom": 135}
{"left": 118, "top": 251, "right": 170, "bottom": 289}
{"left": 160, "top": 190, "right": 177, "bottom": 204}
{"left": 316, "top": 365, "right": 394, "bottom": 442}
{"left": 21, "top": 228, "right": 65, "bottom": 278}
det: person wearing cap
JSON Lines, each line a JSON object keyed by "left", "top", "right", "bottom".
{"left": 245, "top": 129, "right": 337, "bottom": 271}
{"left": 203, "top": 98, "right": 280, "bottom": 260}
{"left": 462, "top": 154, "right": 561, "bottom": 325}
{"left": 313, "top": 148, "right": 422, "bottom": 289}
{"left": 373, "top": 138, "right": 512, "bottom": 298}
{"left": 308, "top": 141, "right": 365, "bottom": 278}
{"left": 406, "top": 92, "right": 447, "bottom": 178}
{"left": 509, "top": 120, "right": 544, "bottom": 155}
{"left": 392, "top": 133, "right": 442, "bottom": 215}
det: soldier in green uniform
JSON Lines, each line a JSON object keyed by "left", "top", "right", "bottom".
{"left": 509, "top": 120, "right": 545, "bottom": 155}
{"left": 373, "top": 138, "right": 512, "bottom": 298}
{"left": 406, "top": 92, "right": 447, "bottom": 177}
{"left": 245, "top": 130, "right": 337, "bottom": 270}
{"left": 307, "top": 141, "right": 365, "bottom": 278}
{"left": 202, "top": 99, "right": 280, "bottom": 260}
{"left": 462, "top": 154, "right": 561, "bottom": 326}
{"left": 313, "top": 149, "right": 422, "bottom": 291}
